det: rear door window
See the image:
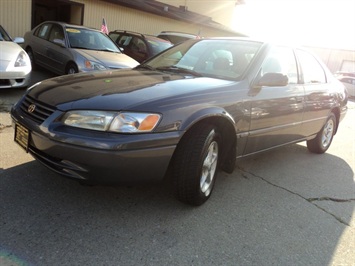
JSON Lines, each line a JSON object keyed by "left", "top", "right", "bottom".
{"left": 296, "top": 49, "right": 326, "bottom": 84}
{"left": 36, "top": 23, "right": 52, "bottom": 40}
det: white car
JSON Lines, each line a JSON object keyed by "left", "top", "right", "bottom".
{"left": 0, "top": 25, "right": 31, "bottom": 89}
{"left": 338, "top": 76, "right": 355, "bottom": 97}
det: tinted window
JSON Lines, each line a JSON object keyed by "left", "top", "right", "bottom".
{"left": 109, "top": 32, "right": 121, "bottom": 44}
{"left": 261, "top": 46, "right": 299, "bottom": 84}
{"left": 296, "top": 49, "right": 326, "bottom": 84}
{"left": 117, "top": 35, "right": 132, "bottom": 47}
{"left": 131, "top": 37, "right": 147, "bottom": 53}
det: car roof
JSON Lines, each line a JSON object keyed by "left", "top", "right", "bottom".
{"left": 158, "top": 31, "right": 198, "bottom": 38}
{"left": 109, "top": 30, "right": 171, "bottom": 43}
{"left": 35, "top": 21, "right": 101, "bottom": 32}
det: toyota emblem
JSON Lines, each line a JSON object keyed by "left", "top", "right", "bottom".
{"left": 28, "top": 104, "right": 36, "bottom": 113}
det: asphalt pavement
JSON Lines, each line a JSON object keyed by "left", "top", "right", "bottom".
{"left": 0, "top": 70, "right": 354, "bottom": 266}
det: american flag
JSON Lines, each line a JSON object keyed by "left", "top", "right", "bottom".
{"left": 101, "top": 18, "right": 108, "bottom": 34}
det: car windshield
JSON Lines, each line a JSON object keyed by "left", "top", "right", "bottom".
{"left": 0, "top": 25, "right": 12, "bottom": 41}
{"left": 144, "top": 39, "right": 263, "bottom": 80}
{"left": 66, "top": 27, "right": 121, "bottom": 52}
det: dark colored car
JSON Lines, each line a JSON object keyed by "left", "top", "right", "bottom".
{"left": 23, "top": 21, "right": 139, "bottom": 75}
{"left": 11, "top": 38, "right": 347, "bottom": 205}
{"left": 109, "top": 30, "right": 172, "bottom": 63}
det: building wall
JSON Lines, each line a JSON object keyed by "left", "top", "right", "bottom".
{"left": 307, "top": 47, "right": 355, "bottom": 74}
{"left": 0, "top": 0, "right": 237, "bottom": 39}
{"left": 158, "top": 0, "right": 236, "bottom": 28}
{"left": 0, "top": 0, "right": 31, "bottom": 38}
{"left": 74, "top": 0, "right": 236, "bottom": 37}
{"left": 2, "top": 0, "right": 353, "bottom": 74}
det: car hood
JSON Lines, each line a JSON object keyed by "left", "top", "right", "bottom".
{"left": 28, "top": 69, "right": 239, "bottom": 111}
{"left": 0, "top": 42, "right": 23, "bottom": 70}
{"left": 74, "top": 49, "right": 139, "bottom": 68}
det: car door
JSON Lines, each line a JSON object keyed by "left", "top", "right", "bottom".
{"left": 45, "top": 24, "right": 70, "bottom": 74}
{"left": 31, "top": 23, "right": 53, "bottom": 66}
{"left": 243, "top": 46, "right": 305, "bottom": 155}
{"left": 295, "top": 49, "right": 337, "bottom": 137}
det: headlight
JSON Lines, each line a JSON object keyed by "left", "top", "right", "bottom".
{"left": 62, "top": 111, "right": 161, "bottom": 133}
{"left": 84, "top": 60, "right": 107, "bottom": 70}
{"left": 15, "top": 51, "right": 29, "bottom": 67}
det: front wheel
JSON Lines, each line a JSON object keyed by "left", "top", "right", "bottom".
{"left": 307, "top": 113, "right": 336, "bottom": 154}
{"left": 26, "top": 48, "right": 36, "bottom": 70}
{"left": 65, "top": 63, "right": 78, "bottom": 74}
{"left": 173, "top": 124, "right": 220, "bottom": 206}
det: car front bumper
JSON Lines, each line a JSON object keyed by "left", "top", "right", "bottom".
{"left": 0, "top": 71, "right": 31, "bottom": 89}
{"left": 11, "top": 108, "right": 181, "bottom": 184}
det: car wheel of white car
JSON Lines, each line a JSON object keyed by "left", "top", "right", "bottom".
{"left": 173, "top": 123, "right": 220, "bottom": 206}
{"left": 307, "top": 113, "right": 336, "bottom": 154}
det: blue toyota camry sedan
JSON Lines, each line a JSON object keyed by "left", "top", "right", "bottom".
{"left": 11, "top": 38, "right": 347, "bottom": 205}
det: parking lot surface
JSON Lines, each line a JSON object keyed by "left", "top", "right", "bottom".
{"left": 0, "top": 70, "right": 354, "bottom": 266}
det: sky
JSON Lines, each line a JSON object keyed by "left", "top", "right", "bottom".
{"left": 232, "top": 0, "right": 355, "bottom": 50}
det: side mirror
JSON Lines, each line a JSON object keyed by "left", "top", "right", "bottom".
{"left": 254, "top": 73, "right": 289, "bottom": 88}
{"left": 53, "top": 39, "right": 65, "bottom": 47}
{"left": 13, "top": 37, "right": 24, "bottom": 44}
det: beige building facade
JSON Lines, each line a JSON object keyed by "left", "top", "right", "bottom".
{"left": 1, "top": 0, "right": 353, "bottom": 74}
{"left": 0, "top": 0, "right": 239, "bottom": 39}
{"left": 158, "top": 0, "right": 238, "bottom": 27}
{"left": 307, "top": 46, "right": 355, "bottom": 74}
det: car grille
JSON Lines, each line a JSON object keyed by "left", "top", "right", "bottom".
{"left": 20, "top": 95, "right": 56, "bottom": 124}
{"left": 0, "top": 79, "right": 11, "bottom": 86}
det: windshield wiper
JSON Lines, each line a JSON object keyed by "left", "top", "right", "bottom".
{"left": 71, "top": 46, "right": 90, "bottom": 49}
{"left": 156, "top": 66, "right": 202, "bottom": 77}
{"left": 96, "top": 48, "right": 118, "bottom": 53}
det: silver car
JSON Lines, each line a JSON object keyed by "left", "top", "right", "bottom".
{"left": 23, "top": 21, "right": 139, "bottom": 75}
{"left": 0, "top": 25, "right": 31, "bottom": 89}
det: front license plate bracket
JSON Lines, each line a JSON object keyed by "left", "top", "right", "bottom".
{"left": 14, "top": 123, "right": 30, "bottom": 152}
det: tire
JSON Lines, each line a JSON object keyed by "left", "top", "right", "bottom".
{"left": 26, "top": 48, "right": 36, "bottom": 70}
{"left": 173, "top": 124, "right": 220, "bottom": 206}
{"left": 307, "top": 113, "right": 336, "bottom": 154}
{"left": 65, "top": 63, "right": 78, "bottom": 74}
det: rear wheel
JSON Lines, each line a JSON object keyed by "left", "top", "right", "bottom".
{"left": 307, "top": 113, "right": 336, "bottom": 154}
{"left": 173, "top": 124, "right": 220, "bottom": 206}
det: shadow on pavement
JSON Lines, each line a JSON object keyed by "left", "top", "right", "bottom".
{"left": 0, "top": 67, "right": 56, "bottom": 112}
{"left": 0, "top": 141, "right": 353, "bottom": 265}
